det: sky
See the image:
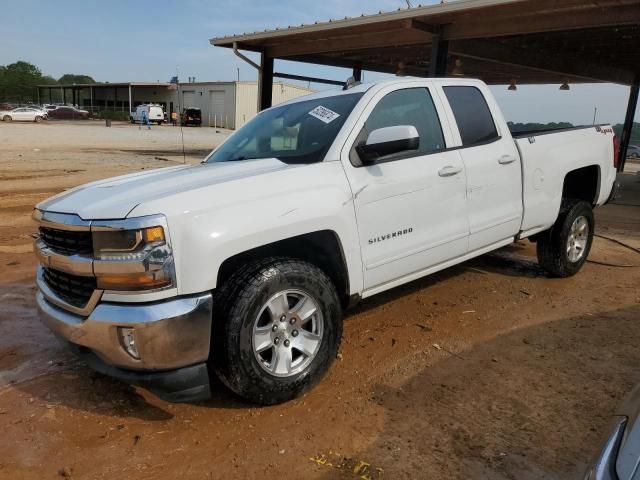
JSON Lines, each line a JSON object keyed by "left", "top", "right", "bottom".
{"left": 2, "top": 0, "right": 637, "bottom": 125}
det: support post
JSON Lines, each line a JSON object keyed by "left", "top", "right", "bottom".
{"left": 619, "top": 75, "right": 639, "bottom": 172}
{"left": 37, "top": 87, "right": 40, "bottom": 105}
{"left": 90, "top": 86, "right": 94, "bottom": 113}
{"left": 114, "top": 87, "right": 118, "bottom": 111}
{"left": 428, "top": 32, "right": 449, "bottom": 77}
{"left": 49, "top": 87, "right": 52, "bottom": 103}
{"left": 353, "top": 66, "right": 362, "bottom": 82}
{"left": 128, "top": 85, "right": 132, "bottom": 113}
{"left": 258, "top": 53, "right": 274, "bottom": 111}
{"left": 62, "top": 87, "right": 66, "bottom": 104}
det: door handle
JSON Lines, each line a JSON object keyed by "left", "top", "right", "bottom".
{"left": 498, "top": 155, "right": 517, "bottom": 165}
{"left": 438, "top": 165, "right": 463, "bottom": 177}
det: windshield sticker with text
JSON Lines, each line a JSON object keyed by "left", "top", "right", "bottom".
{"left": 308, "top": 106, "right": 340, "bottom": 124}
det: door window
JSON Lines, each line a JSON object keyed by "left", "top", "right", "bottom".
{"left": 443, "top": 86, "right": 499, "bottom": 147}
{"left": 355, "top": 88, "right": 446, "bottom": 163}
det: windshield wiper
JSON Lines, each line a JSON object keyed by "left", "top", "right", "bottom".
{"left": 225, "top": 155, "right": 260, "bottom": 162}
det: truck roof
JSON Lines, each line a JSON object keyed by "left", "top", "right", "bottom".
{"left": 277, "top": 76, "right": 488, "bottom": 107}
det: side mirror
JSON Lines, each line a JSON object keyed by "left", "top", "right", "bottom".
{"left": 356, "top": 125, "right": 420, "bottom": 164}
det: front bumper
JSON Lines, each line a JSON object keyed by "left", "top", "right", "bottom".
{"left": 36, "top": 291, "right": 214, "bottom": 402}
{"left": 66, "top": 341, "right": 211, "bottom": 403}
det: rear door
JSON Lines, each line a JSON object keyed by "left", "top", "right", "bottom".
{"left": 341, "top": 84, "right": 469, "bottom": 292}
{"left": 439, "top": 84, "right": 523, "bottom": 251}
{"left": 149, "top": 107, "right": 163, "bottom": 121}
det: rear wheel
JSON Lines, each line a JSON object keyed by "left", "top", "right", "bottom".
{"left": 3, "top": 115, "right": 11, "bottom": 122}
{"left": 536, "top": 199, "right": 594, "bottom": 277}
{"left": 34, "top": 116, "right": 42, "bottom": 123}
{"left": 211, "top": 257, "right": 343, "bottom": 405}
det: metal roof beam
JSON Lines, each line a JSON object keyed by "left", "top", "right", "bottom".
{"left": 266, "top": 28, "right": 429, "bottom": 58}
{"left": 274, "top": 72, "right": 345, "bottom": 86}
{"left": 441, "top": 2, "right": 640, "bottom": 40}
{"left": 449, "top": 38, "right": 636, "bottom": 85}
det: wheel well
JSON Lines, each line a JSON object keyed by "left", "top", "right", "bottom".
{"left": 216, "top": 230, "right": 350, "bottom": 308}
{"left": 562, "top": 165, "right": 600, "bottom": 205}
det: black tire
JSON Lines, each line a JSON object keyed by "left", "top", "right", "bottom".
{"left": 210, "top": 257, "right": 343, "bottom": 405}
{"left": 35, "top": 116, "right": 42, "bottom": 123}
{"left": 3, "top": 115, "right": 11, "bottom": 122}
{"left": 536, "top": 199, "right": 594, "bottom": 277}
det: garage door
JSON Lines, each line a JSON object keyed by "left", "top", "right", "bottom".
{"left": 182, "top": 91, "right": 195, "bottom": 109}
{"left": 209, "top": 90, "right": 226, "bottom": 127}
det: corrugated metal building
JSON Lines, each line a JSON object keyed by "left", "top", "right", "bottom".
{"left": 36, "top": 80, "right": 314, "bottom": 129}
{"left": 181, "top": 81, "right": 314, "bottom": 129}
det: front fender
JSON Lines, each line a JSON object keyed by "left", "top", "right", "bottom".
{"left": 133, "top": 161, "right": 363, "bottom": 297}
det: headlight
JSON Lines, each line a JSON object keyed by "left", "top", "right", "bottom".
{"left": 92, "top": 220, "right": 176, "bottom": 291}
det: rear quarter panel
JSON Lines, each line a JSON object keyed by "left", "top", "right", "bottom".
{"left": 516, "top": 126, "right": 617, "bottom": 234}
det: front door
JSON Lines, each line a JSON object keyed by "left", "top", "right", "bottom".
{"left": 342, "top": 86, "right": 469, "bottom": 293}
{"left": 13, "top": 108, "right": 30, "bottom": 121}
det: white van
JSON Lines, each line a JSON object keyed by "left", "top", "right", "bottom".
{"left": 130, "top": 104, "right": 164, "bottom": 125}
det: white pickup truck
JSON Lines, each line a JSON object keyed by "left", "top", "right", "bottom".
{"left": 33, "top": 78, "right": 618, "bottom": 404}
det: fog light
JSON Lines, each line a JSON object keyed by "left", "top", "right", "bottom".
{"left": 118, "top": 327, "right": 140, "bottom": 359}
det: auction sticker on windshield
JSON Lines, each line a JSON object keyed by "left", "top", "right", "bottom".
{"left": 308, "top": 106, "right": 340, "bottom": 124}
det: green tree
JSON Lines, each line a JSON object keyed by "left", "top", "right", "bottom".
{"left": 58, "top": 74, "right": 95, "bottom": 84}
{"left": 0, "top": 61, "right": 57, "bottom": 103}
{"left": 613, "top": 122, "right": 640, "bottom": 146}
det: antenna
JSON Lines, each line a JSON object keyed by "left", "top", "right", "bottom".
{"left": 405, "top": 0, "right": 413, "bottom": 7}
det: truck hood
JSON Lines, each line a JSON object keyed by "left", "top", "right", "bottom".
{"left": 37, "top": 159, "right": 292, "bottom": 219}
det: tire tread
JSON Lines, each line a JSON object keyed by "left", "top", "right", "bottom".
{"left": 210, "top": 257, "right": 342, "bottom": 405}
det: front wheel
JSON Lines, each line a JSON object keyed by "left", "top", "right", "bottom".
{"left": 34, "top": 116, "right": 42, "bottom": 123}
{"left": 536, "top": 199, "right": 594, "bottom": 277}
{"left": 3, "top": 115, "right": 11, "bottom": 122}
{"left": 211, "top": 258, "right": 343, "bottom": 405}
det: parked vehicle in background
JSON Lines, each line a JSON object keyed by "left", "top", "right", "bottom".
{"left": 1, "top": 107, "right": 46, "bottom": 122}
{"left": 181, "top": 107, "right": 202, "bottom": 126}
{"left": 32, "top": 78, "right": 618, "bottom": 405}
{"left": 130, "top": 104, "right": 164, "bottom": 125}
{"left": 47, "top": 105, "right": 89, "bottom": 120}
{"left": 627, "top": 145, "right": 640, "bottom": 159}
{"left": 24, "top": 106, "right": 49, "bottom": 118}
{"left": 584, "top": 385, "right": 640, "bottom": 480}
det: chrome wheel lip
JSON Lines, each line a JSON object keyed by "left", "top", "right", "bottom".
{"left": 567, "top": 215, "right": 589, "bottom": 263}
{"left": 252, "top": 289, "right": 324, "bottom": 378}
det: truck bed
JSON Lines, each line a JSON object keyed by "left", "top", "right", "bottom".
{"left": 514, "top": 124, "right": 617, "bottom": 237}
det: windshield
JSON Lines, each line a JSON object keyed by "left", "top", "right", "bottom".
{"left": 206, "top": 92, "right": 364, "bottom": 164}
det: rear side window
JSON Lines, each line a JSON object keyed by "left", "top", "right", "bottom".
{"left": 443, "top": 86, "right": 499, "bottom": 147}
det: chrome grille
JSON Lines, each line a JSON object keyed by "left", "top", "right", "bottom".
{"left": 39, "top": 227, "right": 93, "bottom": 256}
{"left": 42, "top": 267, "right": 97, "bottom": 308}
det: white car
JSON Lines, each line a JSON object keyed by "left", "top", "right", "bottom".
{"left": 25, "top": 106, "right": 49, "bottom": 118}
{"left": 1, "top": 107, "right": 47, "bottom": 122}
{"left": 33, "top": 78, "right": 618, "bottom": 405}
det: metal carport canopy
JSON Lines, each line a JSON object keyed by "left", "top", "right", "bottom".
{"left": 211, "top": 0, "right": 640, "bottom": 169}
{"left": 211, "top": 0, "right": 639, "bottom": 86}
